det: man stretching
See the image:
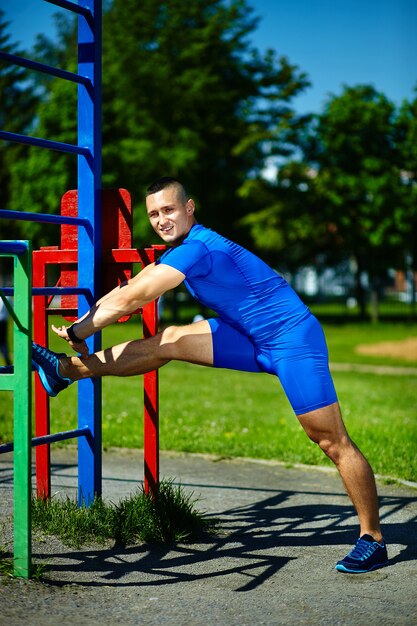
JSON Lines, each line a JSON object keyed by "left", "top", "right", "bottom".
{"left": 32, "top": 177, "right": 388, "bottom": 573}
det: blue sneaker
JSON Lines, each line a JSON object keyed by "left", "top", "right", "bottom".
{"left": 336, "top": 534, "right": 388, "bottom": 573}
{"left": 32, "top": 342, "right": 73, "bottom": 397}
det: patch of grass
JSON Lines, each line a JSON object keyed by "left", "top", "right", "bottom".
{"left": 32, "top": 494, "right": 114, "bottom": 548}
{"left": 0, "top": 545, "right": 14, "bottom": 579}
{"left": 115, "top": 480, "right": 213, "bottom": 544}
{"left": 32, "top": 481, "right": 214, "bottom": 548}
{"left": 324, "top": 322, "right": 417, "bottom": 367}
{"left": 1, "top": 319, "right": 416, "bottom": 482}
{"left": 0, "top": 545, "right": 46, "bottom": 581}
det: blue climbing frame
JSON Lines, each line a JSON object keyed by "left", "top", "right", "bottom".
{"left": 0, "top": 0, "right": 103, "bottom": 509}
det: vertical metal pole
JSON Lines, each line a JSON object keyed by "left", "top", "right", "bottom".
{"left": 33, "top": 251, "right": 51, "bottom": 499}
{"left": 142, "top": 249, "right": 160, "bottom": 497}
{"left": 77, "top": 0, "right": 102, "bottom": 506}
{"left": 13, "top": 242, "right": 32, "bottom": 578}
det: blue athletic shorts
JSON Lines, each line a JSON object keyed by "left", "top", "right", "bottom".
{"left": 208, "top": 315, "right": 338, "bottom": 416}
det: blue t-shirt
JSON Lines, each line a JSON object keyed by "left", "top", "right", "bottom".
{"left": 157, "top": 224, "right": 310, "bottom": 346}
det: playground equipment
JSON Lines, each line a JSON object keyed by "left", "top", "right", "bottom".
{"left": 31, "top": 188, "right": 164, "bottom": 501}
{"left": 0, "top": 0, "right": 163, "bottom": 578}
{"left": 0, "top": 241, "right": 32, "bottom": 578}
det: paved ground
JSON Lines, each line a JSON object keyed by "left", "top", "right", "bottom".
{"left": 1, "top": 447, "right": 416, "bottom": 625}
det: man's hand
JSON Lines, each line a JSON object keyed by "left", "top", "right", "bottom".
{"left": 51, "top": 324, "right": 89, "bottom": 358}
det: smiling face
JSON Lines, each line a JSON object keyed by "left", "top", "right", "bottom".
{"left": 146, "top": 183, "right": 196, "bottom": 246}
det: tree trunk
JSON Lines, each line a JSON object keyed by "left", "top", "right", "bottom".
{"left": 370, "top": 283, "right": 379, "bottom": 323}
{"left": 355, "top": 255, "right": 367, "bottom": 320}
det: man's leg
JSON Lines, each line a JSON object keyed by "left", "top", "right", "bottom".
{"left": 59, "top": 319, "right": 214, "bottom": 381}
{"left": 297, "top": 402, "right": 382, "bottom": 541}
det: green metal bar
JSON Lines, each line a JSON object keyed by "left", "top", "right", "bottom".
{"left": 0, "top": 373, "right": 14, "bottom": 390}
{"left": 13, "top": 241, "right": 32, "bottom": 578}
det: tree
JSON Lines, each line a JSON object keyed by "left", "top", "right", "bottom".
{"left": 0, "top": 10, "right": 39, "bottom": 239}
{"left": 395, "top": 89, "right": 417, "bottom": 310}
{"left": 238, "top": 159, "right": 326, "bottom": 271}
{"left": 6, "top": 13, "right": 77, "bottom": 246}
{"left": 8, "top": 0, "right": 310, "bottom": 248}
{"left": 101, "top": 0, "right": 310, "bottom": 244}
{"left": 239, "top": 85, "right": 415, "bottom": 320}
{"left": 312, "top": 86, "right": 408, "bottom": 318}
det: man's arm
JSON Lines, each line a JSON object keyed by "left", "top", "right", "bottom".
{"left": 52, "top": 263, "right": 185, "bottom": 350}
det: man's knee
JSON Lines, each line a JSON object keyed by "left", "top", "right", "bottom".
{"left": 158, "top": 321, "right": 214, "bottom": 365}
{"left": 159, "top": 325, "right": 185, "bottom": 359}
{"left": 298, "top": 404, "right": 352, "bottom": 464}
{"left": 159, "top": 324, "right": 200, "bottom": 359}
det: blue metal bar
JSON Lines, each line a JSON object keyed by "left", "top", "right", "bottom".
{"left": 77, "top": 0, "right": 102, "bottom": 506}
{"left": 45, "top": 0, "right": 92, "bottom": 18}
{"left": 0, "top": 426, "right": 92, "bottom": 455}
{"left": 0, "top": 209, "right": 90, "bottom": 228}
{"left": 0, "top": 52, "right": 91, "bottom": 87}
{"left": 0, "top": 131, "right": 91, "bottom": 157}
{"left": 0, "top": 241, "right": 29, "bottom": 255}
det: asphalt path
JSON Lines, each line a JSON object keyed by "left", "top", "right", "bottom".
{"left": 0, "top": 448, "right": 416, "bottom": 625}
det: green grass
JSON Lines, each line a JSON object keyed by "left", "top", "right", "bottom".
{"left": 0, "top": 545, "right": 14, "bottom": 579}
{"left": 32, "top": 481, "right": 213, "bottom": 548}
{"left": 323, "top": 322, "right": 417, "bottom": 367}
{"left": 0, "top": 544, "right": 47, "bottom": 582}
{"left": 0, "top": 319, "right": 416, "bottom": 482}
{"left": 1, "top": 482, "right": 209, "bottom": 579}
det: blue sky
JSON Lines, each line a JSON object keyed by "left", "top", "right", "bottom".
{"left": 2, "top": 0, "right": 416, "bottom": 114}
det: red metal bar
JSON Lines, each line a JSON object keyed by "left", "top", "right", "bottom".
{"left": 31, "top": 224, "right": 163, "bottom": 499}
{"left": 32, "top": 251, "right": 51, "bottom": 499}
{"left": 141, "top": 247, "right": 160, "bottom": 497}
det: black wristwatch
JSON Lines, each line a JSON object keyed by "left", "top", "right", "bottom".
{"left": 67, "top": 324, "right": 83, "bottom": 343}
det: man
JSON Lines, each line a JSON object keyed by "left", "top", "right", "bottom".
{"left": 32, "top": 177, "right": 388, "bottom": 573}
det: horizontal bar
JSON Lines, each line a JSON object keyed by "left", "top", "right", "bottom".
{"left": 0, "top": 371, "right": 14, "bottom": 390}
{"left": 1, "top": 287, "right": 91, "bottom": 296}
{"left": 0, "top": 209, "right": 90, "bottom": 228}
{"left": 0, "top": 426, "right": 91, "bottom": 455}
{"left": 45, "top": 0, "right": 92, "bottom": 18}
{"left": 33, "top": 249, "right": 77, "bottom": 263}
{"left": 46, "top": 308, "right": 78, "bottom": 316}
{"left": 104, "top": 248, "right": 164, "bottom": 264}
{"left": 0, "top": 241, "right": 29, "bottom": 255}
{"left": 0, "top": 131, "right": 90, "bottom": 157}
{"left": 0, "top": 52, "right": 91, "bottom": 87}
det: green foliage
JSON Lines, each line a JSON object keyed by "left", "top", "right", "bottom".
{"left": 6, "top": 14, "right": 78, "bottom": 246}
{"left": 5, "top": 1, "right": 309, "bottom": 248}
{"left": 239, "top": 160, "right": 325, "bottom": 268}
{"left": 8, "top": 75, "right": 77, "bottom": 244}
{"left": 0, "top": 10, "right": 39, "bottom": 240}
{"left": 2, "top": 3, "right": 417, "bottom": 273}
{"left": 313, "top": 86, "right": 404, "bottom": 258}
{"left": 310, "top": 85, "right": 417, "bottom": 316}
{"left": 395, "top": 91, "right": 417, "bottom": 265}
{"left": 100, "top": 0, "right": 309, "bottom": 243}
{"left": 240, "top": 84, "right": 417, "bottom": 317}
{"left": 32, "top": 481, "right": 212, "bottom": 548}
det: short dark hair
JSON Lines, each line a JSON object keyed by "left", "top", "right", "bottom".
{"left": 146, "top": 177, "right": 188, "bottom": 202}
